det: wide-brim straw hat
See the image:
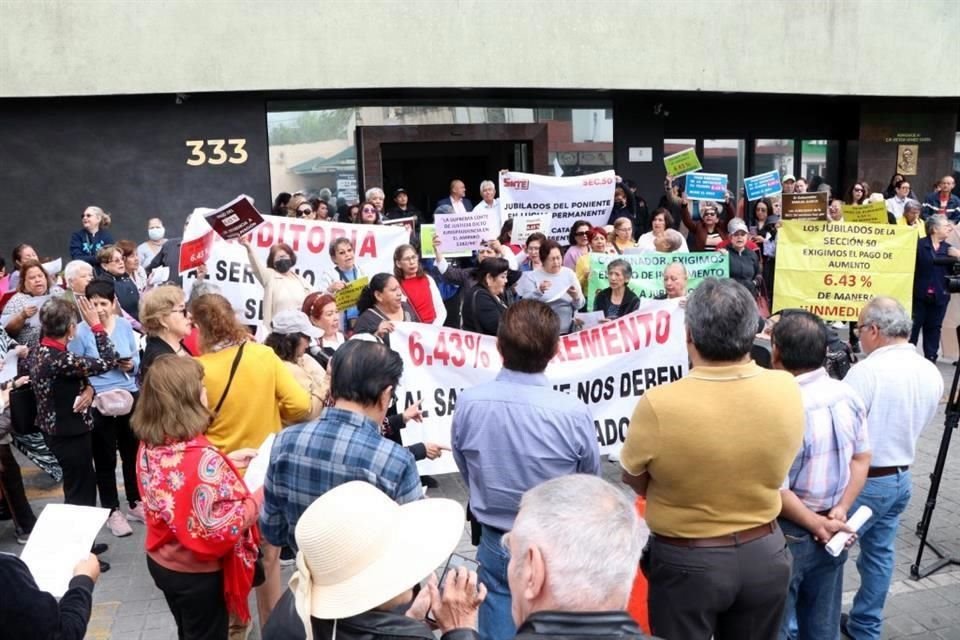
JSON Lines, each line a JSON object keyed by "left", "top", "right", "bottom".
{"left": 291, "top": 481, "right": 464, "bottom": 623}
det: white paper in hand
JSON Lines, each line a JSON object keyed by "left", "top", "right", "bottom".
{"left": 243, "top": 433, "right": 275, "bottom": 493}
{"left": 0, "top": 349, "right": 19, "bottom": 384}
{"left": 825, "top": 505, "right": 873, "bottom": 557}
{"left": 20, "top": 504, "right": 109, "bottom": 597}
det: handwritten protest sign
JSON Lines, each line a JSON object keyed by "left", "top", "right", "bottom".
{"left": 392, "top": 300, "right": 688, "bottom": 473}
{"left": 684, "top": 172, "right": 728, "bottom": 201}
{"left": 663, "top": 148, "right": 702, "bottom": 177}
{"left": 204, "top": 195, "right": 264, "bottom": 240}
{"left": 842, "top": 201, "right": 888, "bottom": 224}
{"left": 419, "top": 224, "right": 471, "bottom": 259}
{"left": 435, "top": 211, "right": 500, "bottom": 253}
{"left": 182, "top": 218, "right": 406, "bottom": 325}
{"left": 773, "top": 220, "right": 917, "bottom": 320}
{"left": 585, "top": 252, "right": 729, "bottom": 309}
{"left": 334, "top": 276, "right": 368, "bottom": 310}
{"left": 782, "top": 192, "right": 828, "bottom": 220}
{"left": 499, "top": 170, "right": 615, "bottom": 244}
{"left": 744, "top": 170, "right": 783, "bottom": 201}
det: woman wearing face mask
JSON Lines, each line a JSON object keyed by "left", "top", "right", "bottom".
{"left": 70, "top": 206, "right": 115, "bottom": 267}
{"left": 239, "top": 236, "right": 313, "bottom": 328}
{"left": 137, "top": 218, "right": 167, "bottom": 266}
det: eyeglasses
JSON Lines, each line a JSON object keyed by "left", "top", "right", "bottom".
{"left": 575, "top": 231, "right": 589, "bottom": 237}
{"left": 362, "top": 207, "right": 376, "bottom": 213}
{"left": 855, "top": 322, "right": 873, "bottom": 332}
{"left": 853, "top": 187, "right": 864, "bottom": 192}
{"left": 703, "top": 210, "right": 718, "bottom": 216}
{"left": 399, "top": 255, "right": 418, "bottom": 262}
{"left": 171, "top": 306, "right": 189, "bottom": 317}
{"left": 297, "top": 209, "right": 312, "bottom": 216}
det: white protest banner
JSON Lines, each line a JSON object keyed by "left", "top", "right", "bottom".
{"left": 392, "top": 300, "right": 688, "bottom": 475}
{"left": 499, "top": 170, "right": 615, "bottom": 244}
{"left": 204, "top": 194, "right": 265, "bottom": 240}
{"left": 183, "top": 218, "right": 407, "bottom": 325}
{"left": 435, "top": 210, "right": 500, "bottom": 253}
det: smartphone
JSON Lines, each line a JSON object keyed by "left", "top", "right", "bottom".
{"left": 426, "top": 553, "right": 481, "bottom": 622}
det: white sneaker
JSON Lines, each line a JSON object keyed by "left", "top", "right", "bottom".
{"left": 126, "top": 501, "right": 146, "bottom": 524}
{"left": 107, "top": 509, "right": 133, "bottom": 537}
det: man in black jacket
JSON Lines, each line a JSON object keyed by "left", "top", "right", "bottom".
{"left": 0, "top": 551, "right": 101, "bottom": 640}
{"left": 507, "top": 475, "right": 661, "bottom": 640}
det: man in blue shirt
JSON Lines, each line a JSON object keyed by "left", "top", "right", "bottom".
{"left": 260, "top": 340, "right": 422, "bottom": 554}
{"left": 452, "top": 299, "right": 600, "bottom": 640}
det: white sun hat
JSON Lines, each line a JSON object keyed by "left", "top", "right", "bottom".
{"left": 289, "top": 481, "right": 464, "bottom": 635}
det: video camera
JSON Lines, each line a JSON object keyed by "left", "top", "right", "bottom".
{"left": 932, "top": 255, "right": 960, "bottom": 293}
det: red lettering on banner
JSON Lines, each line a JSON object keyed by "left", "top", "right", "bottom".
{"left": 582, "top": 176, "right": 614, "bottom": 187}
{"left": 601, "top": 322, "right": 622, "bottom": 355}
{"left": 250, "top": 221, "right": 381, "bottom": 258}
{"left": 555, "top": 310, "right": 672, "bottom": 363}
{"left": 503, "top": 177, "right": 530, "bottom": 190}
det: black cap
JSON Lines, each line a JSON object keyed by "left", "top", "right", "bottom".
{"left": 393, "top": 188, "right": 408, "bottom": 197}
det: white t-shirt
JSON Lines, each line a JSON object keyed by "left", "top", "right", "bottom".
{"left": 843, "top": 342, "right": 942, "bottom": 466}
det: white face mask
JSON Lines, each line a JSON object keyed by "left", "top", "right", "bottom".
{"left": 148, "top": 227, "right": 165, "bottom": 241}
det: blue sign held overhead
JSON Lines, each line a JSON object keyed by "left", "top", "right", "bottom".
{"left": 744, "top": 169, "right": 783, "bottom": 201}
{"left": 684, "top": 172, "right": 728, "bottom": 201}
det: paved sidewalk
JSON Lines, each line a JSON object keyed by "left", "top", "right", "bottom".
{"left": 3, "top": 362, "right": 960, "bottom": 639}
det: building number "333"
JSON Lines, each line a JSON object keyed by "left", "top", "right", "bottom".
{"left": 185, "top": 139, "right": 248, "bottom": 166}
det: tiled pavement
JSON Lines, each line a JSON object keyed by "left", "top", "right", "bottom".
{"left": 3, "top": 362, "right": 960, "bottom": 639}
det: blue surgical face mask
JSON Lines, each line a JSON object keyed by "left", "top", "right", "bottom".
{"left": 148, "top": 227, "right": 165, "bottom": 241}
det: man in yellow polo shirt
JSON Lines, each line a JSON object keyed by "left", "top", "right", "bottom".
{"left": 621, "top": 277, "right": 805, "bottom": 640}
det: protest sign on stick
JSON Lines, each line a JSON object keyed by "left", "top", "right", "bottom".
{"left": 204, "top": 195, "right": 264, "bottom": 240}
{"left": 663, "top": 148, "right": 702, "bottom": 177}
{"left": 773, "top": 220, "right": 917, "bottom": 320}
{"left": 744, "top": 170, "right": 782, "bottom": 201}
{"left": 842, "top": 201, "right": 888, "bottom": 224}
{"left": 782, "top": 192, "right": 828, "bottom": 220}
{"left": 334, "top": 276, "right": 369, "bottom": 310}
{"left": 684, "top": 173, "right": 728, "bottom": 201}
{"left": 499, "top": 170, "right": 615, "bottom": 244}
{"left": 435, "top": 211, "right": 500, "bottom": 253}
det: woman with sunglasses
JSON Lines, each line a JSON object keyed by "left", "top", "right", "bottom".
{"left": 293, "top": 202, "right": 315, "bottom": 220}
{"left": 357, "top": 201, "right": 382, "bottom": 225}
{"left": 844, "top": 182, "right": 870, "bottom": 205}
{"left": 138, "top": 285, "right": 195, "bottom": 382}
{"left": 680, "top": 199, "right": 729, "bottom": 252}
{"left": 70, "top": 206, "right": 115, "bottom": 267}
{"left": 562, "top": 220, "right": 593, "bottom": 269}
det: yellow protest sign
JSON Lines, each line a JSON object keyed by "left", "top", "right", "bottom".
{"left": 773, "top": 221, "right": 917, "bottom": 321}
{"left": 842, "top": 201, "right": 888, "bottom": 224}
{"left": 334, "top": 276, "right": 369, "bottom": 310}
{"left": 664, "top": 148, "right": 702, "bottom": 177}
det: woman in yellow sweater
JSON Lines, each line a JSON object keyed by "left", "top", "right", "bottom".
{"left": 189, "top": 292, "right": 310, "bottom": 631}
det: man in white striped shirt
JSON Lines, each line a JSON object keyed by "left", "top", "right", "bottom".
{"left": 772, "top": 310, "right": 871, "bottom": 640}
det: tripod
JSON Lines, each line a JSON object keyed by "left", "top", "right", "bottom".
{"left": 910, "top": 326, "right": 960, "bottom": 580}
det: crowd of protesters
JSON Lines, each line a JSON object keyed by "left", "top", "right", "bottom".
{"left": 0, "top": 168, "right": 956, "bottom": 640}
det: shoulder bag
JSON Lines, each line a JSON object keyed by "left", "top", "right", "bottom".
{"left": 214, "top": 342, "right": 246, "bottom": 415}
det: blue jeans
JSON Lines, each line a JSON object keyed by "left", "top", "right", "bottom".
{"left": 847, "top": 471, "right": 912, "bottom": 640}
{"left": 477, "top": 525, "right": 516, "bottom": 640}
{"left": 778, "top": 519, "right": 846, "bottom": 640}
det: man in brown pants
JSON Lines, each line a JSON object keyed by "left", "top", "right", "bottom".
{"left": 621, "top": 277, "right": 805, "bottom": 640}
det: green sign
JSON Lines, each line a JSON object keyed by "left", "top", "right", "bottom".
{"left": 586, "top": 252, "right": 729, "bottom": 310}
{"left": 663, "top": 148, "right": 703, "bottom": 177}
{"left": 420, "top": 224, "right": 472, "bottom": 259}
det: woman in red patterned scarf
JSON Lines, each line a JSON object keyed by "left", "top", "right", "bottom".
{"left": 132, "top": 355, "right": 262, "bottom": 639}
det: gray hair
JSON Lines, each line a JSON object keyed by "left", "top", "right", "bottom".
{"left": 509, "top": 475, "right": 645, "bottom": 610}
{"left": 364, "top": 187, "right": 385, "bottom": 200}
{"left": 685, "top": 277, "right": 759, "bottom": 361}
{"left": 861, "top": 296, "right": 912, "bottom": 339}
{"left": 480, "top": 180, "right": 496, "bottom": 192}
{"left": 926, "top": 213, "right": 948, "bottom": 236}
{"left": 187, "top": 280, "right": 222, "bottom": 307}
{"left": 662, "top": 229, "right": 684, "bottom": 252}
{"left": 904, "top": 199, "right": 922, "bottom": 215}
{"left": 63, "top": 259, "right": 93, "bottom": 285}
{"left": 606, "top": 258, "right": 632, "bottom": 279}
{"left": 434, "top": 204, "right": 455, "bottom": 216}
{"left": 664, "top": 261, "right": 688, "bottom": 278}
{"left": 40, "top": 297, "right": 77, "bottom": 339}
